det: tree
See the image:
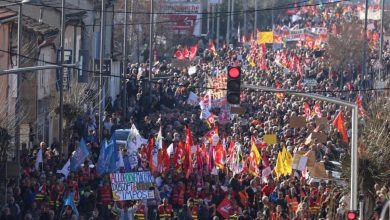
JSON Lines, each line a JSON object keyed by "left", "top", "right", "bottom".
{"left": 0, "top": 82, "right": 26, "bottom": 205}
{"left": 341, "top": 93, "right": 390, "bottom": 217}
{"left": 326, "top": 18, "right": 365, "bottom": 73}
{"left": 113, "top": 0, "right": 176, "bottom": 62}
{"left": 50, "top": 81, "right": 98, "bottom": 154}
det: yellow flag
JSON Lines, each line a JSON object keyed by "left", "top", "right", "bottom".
{"left": 282, "top": 147, "right": 292, "bottom": 175}
{"left": 274, "top": 152, "right": 284, "bottom": 178}
{"left": 247, "top": 56, "right": 256, "bottom": 67}
{"left": 257, "top": 32, "right": 274, "bottom": 44}
{"left": 251, "top": 137, "right": 261, "bottom": 165}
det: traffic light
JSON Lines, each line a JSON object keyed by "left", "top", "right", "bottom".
{"left": 346, "top": 210, "right": 359, "bottom": 220}
{"left": 226, "top": 66, "right": 241, "bottom": 104}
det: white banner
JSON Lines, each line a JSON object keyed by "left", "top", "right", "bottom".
{"left": 110, "top": 172, "right": 155, "bottom": 201}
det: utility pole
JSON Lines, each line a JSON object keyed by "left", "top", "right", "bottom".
{"left": 15, "top": 3, "right": 22, "bottom": 187}
{"left": 363, "top": 0, "right": 368, "bottom": 77}
{"left": 231, "top": 0, "right": 234, "bottom": 42}
{"left": 226, "top": 0, "right": 230, "bottom": 45}
{"left": 254, "top": 0, "right": 257, "bottom": 40}
{"left": 216, "top": 3, "right": 220, "bottom": 48}
{"left": 99, "top": 0, "right": 105, "bottom": 142}
{"left": 211, "top": 4, "right": 215, "bottom": 39}
{"left": 243, "top": 0, "right": 247, "bottom": 36}
{"left": 207, "top": 2, "right": 210, "bottom": 37}
{"left": 59, "top": 0, "right": 65, "bottom": 154}
{"left": 148, "top": 0, "right": 153, "bottom": 106}
{"left": 122, "top": 0, "right": 128, "bottom": 119}
{"left": 379, "top": 0, "right": 385, "bottom": 80}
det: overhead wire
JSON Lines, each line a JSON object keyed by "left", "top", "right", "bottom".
{"left": 83, "top": 0, "right": 344, "bottom": 27}
{"left": 1, "top": 0, "right": 348, "bottom": 27}
{"left": 2, "top": 0, "right": 318, "bottom": 15}
{"left": 1, "top": 48, "right": 389, "bottom": 94}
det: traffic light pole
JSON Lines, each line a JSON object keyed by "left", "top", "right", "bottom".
{"left": 359, "top": 200, "right": 364, "bottom": 220}
{"left": 380, "top": 200, "right": 390, "bottom": 220}
{"left": 242, "top": 84, "right": 359, "bottom": 211}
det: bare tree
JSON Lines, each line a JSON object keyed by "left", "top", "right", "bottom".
{"left": 113, "top": 0, "right": 185, "bottom": 62}
{"left": 342, "top": 94, "right": 390, "bottom": 217}
{"left": 326, "top": 18, "right": 365, "bottom": 73}
{"left": 0, "top": 81, "right": 27, "bottom": 205}
{"left": 49, "top": 81, "right": 98, "bottom": 153}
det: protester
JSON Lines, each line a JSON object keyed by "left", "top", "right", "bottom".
{"left": 2, "top": 2, "right": 390, "bottom": 220}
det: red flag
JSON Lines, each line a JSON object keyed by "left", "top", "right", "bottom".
{"left": 183, "top": 47, "right": 190, "bottom": 59}
{"left": 313, "top": 102, "right": 322, "bottom": 118}
{"left": 304, "top": 102, "right": 311, "bottom": 118}
{"left": 280, "top": 51, "right": 288, "bottom": 67}
{"left": 147, "top": 136, "right": 158, "bottom": 173}
{"left": 217, "top": 197, "right": 232, "bottom": 219}
{"left": 332, "top": 111, "right": 349, "bottom": 143}
{"left": 158, "top": 144, "right": 170, "bottom": 174}
{"left": 356, "top": 95, "right": 365, "bottom": 116}
{"left": 203, "top": 126, "right": 219, "bottom": 144}
{"left": 214, "top": 142, "right": 225, "bottom": 170}
{"left": 209, "top": 40, "right": 217, "bottom": 55}
{"left": 306, "top": 36, "right": 315, "bottom": 49}
{"left": 261, "top": 154, "right": 272, "bottom": 177}
{"left": 185, "top": 126, "right": 193, "bottom": 178}
{"left": 200, "top": 145, "right": 210, "bottom": 172}
{"left": 174, "top": 48, "right": 185, "bottom": 60}
{"left": 227, "top": 140, "right": 235, "bottom": 156}
{"left": 207, "top": 113, "right": 216, "bottom": 127}
{"left": 174, "top": 142, "right": 186, "bottom": 172}
{"left": 275, "top": 81, "right": 284, "bottom": 99}
{"left": 189, "top": 44, "right": 198, "bottom": 61}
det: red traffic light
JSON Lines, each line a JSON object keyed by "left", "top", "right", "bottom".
{"left": 346, "top": 210, "right": 357, "bottom": 220}
{"left": 228, "top": 67, "right": 240, "bottom": 78}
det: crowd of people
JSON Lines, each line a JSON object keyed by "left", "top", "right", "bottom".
{"left": 2, "top": 1, "right": 390, "bottom": 220}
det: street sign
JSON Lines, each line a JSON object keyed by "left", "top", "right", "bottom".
{"left": 162, "top": 3, "right": 202, "bottom": 36}
{"left": 56, "top": 49, "right": 72, "bottom": 91}
{"left": 94, "top": 59, "right": 111, "bottom": 77}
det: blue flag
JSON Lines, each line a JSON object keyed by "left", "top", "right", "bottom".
{"left": 96, "top": 133, "right": 119, "bottom": 174}
{"left": 70, "top": 138, "right": 90, "bottom": 172}
{"left": 63, "top": 191, "right": 79, "bottom": 217}
{"left": 96, "top": 140, "right": 107, "bottom": 175}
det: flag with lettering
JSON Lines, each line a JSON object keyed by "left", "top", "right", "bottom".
{"left": 57, "top": 159, "right": 70, "bottom": 178}
{"left": 217, "top": 197, "right": 233, "bottom": 219}
{"left": 96, "top": 134, "right": 119, "bottom": 174}
{"left": 70, "top": 138, "right": 90, "bottom": 172}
